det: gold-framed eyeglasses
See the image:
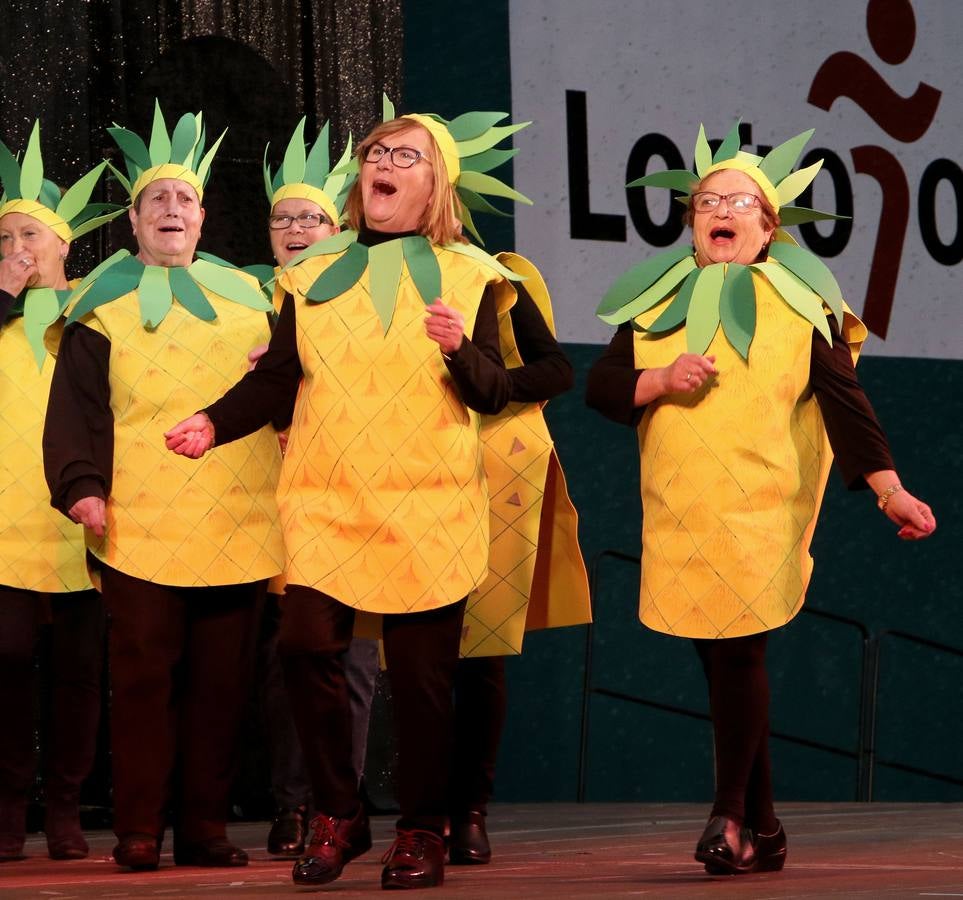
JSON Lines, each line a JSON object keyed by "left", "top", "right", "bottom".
{"left": 691, "top": 191, "right": 761, "bottom": 214}
{"left": 364, "top": 143, "right": 428, "bottom": 168}
{"left": 268, "top": 213, "right": 331, "bottom": 230}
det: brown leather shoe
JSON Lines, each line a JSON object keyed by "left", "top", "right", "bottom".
{"left": 381, "top": 828, "right": 445, "bottom": 889}
{"left": 173, "top": 836, "right": 248, "bottom": 867}
{"left": 695, "top": 816, "right": 756, "bottom": 875}
{"left": 292, "top": 807, "right": 371, "bottom": 886}
{"left": 113, "top": 833, "right": 160, "bottom": 870}
{"left": 449, "top": 811, "right": 491, "bottom": 865}
{"left": 267, "top": 805, "right": 307, "bottom": 856}
{"left": 753, "top": 821, "right": 787, "bottom": 871}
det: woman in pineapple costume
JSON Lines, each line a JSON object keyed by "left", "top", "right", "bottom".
{"left": 0, "top": 124, "right": 121, "bottom": 862}
{"left": 166, "top": 109, "right": 533, "bottom": 889}
{"left": 450, "top": 254, "right": 591, "bottom": 863}
{"left": 43, "top": 104, "right": 284, "bottom": 871}
{"left": 587, "top": 123, "right": 935, "bottom": 875}
{"left": 255, "top": 119, "right": 383, "bottom": 858}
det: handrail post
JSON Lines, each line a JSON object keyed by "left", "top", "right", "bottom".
{"left": 858, "top": 635, "right": 882, "bottom": 801}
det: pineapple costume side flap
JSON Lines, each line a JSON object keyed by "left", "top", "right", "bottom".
{"left": 0, "top": 288, "right": 92, "bottom": 592}
{"left": 631, "top": 271, "right": 850, "bottom": 639}
{"left": 278, "top": 243, "right": 503, "bottom": 614}
{"left": 462, "top": 253, "right": 590, "bottom": 658}
{"left": 76, "top": 267, "right": 283, "bottom": 588}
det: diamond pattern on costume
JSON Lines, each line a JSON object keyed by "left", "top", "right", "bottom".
{"left": 279, "top": 248, "right": 494, "bottom": 613}
{"left": 0, "top": 321, "right": 90, "bottom": 592}
{"left": 633, "top": 277, "right": 833, "bottom": 638}
{"left": 86, "top": 291, "right": 283, "bottom": 586}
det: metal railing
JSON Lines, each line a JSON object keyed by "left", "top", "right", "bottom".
{"left": 576, "top": 549, "right": 962, "bottom": 802}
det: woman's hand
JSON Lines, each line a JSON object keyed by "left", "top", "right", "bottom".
{"left": 0, "top": 252, "right": 37, "bottom": 296}
{"left": 883, "top": 489, "right": 936, "bottom": 540}
{"left": 164, "top": 413, "right": 215, "bottom": 459}
{"left": 247, "top": 343, "right": 268, "bottom": 372}
{"left": 633, "top": 353, "right": 718, "bottom": 406}
{"left": 425, "top": 301, "right": 465, "bottom": 355}
{"left": 660, "top": 353, "right": 718, "bottom": 394}
{"left": 69, "top": 496, "right": 106, "bottom": 537}
{"left": 866, "top": 470, "right": 936, "bottom": 540}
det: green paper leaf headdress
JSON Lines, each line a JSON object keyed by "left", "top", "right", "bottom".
{"left": 0, "top": 121, "right": 123, "bottom": 241}
{"left": 264, "top": 117, "right": 355, "bottom": 226}
{"left": 627, "top": 121, "right": 848, "bottom": 236}
{"left": 108, "top": 99, "right": 226, "bottom": 203}
{"left": 381, "top": 95, "right": 533, "bottom": 245}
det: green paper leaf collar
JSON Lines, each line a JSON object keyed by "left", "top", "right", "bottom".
{"left": 599, "top": 242, "right": 847, "bottom": 360}
{"left": 66, "top": 252, "right": 272, "bottom": 327}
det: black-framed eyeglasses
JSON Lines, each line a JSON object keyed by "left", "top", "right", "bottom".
{"left": 268, "top": 213, "right": 331, "bottom": 230}
{"left": 691, "top": 191, "right": 761, "bottom": 214}
{"left": 364, "top": 143, "right": 428, "bottom": 169}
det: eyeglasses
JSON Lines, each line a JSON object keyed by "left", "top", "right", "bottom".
{"left": 691, "top": 191, "right": 761, "bottom": 214}
{"left": 364, "top": 143, "right": 428, "bottom": 169}
{"left": 268, "top": 213, "right": 331, "bottom": 230}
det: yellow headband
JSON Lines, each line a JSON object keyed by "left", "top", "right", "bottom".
{"left": 271, "top": 183, "right": 339, "bottom": 226}
{"left": 703, "top": 158, "right": 780, "bottom": 212}
{"left": 402, "top": 114, "right": 460, "bottom": 184}
{"left": 0, "top": 199, "right": 72, "bottom": 241}
{"left": 131, "top": 163, "right": 205, "bottom": 203}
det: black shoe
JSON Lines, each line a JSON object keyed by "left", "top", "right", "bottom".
{"left": 753, "top": 821, "right": 787, "bottom": 871}
{"left": 0, "top": 834, "right": 25, "bottom": 863}
{"left": 695, "top": 816, "right": 756, "bottom": 875}
{"left": 267, "top": 805, "right": 307, "bottom": 857}
{"left": 113, "top": 833, "right": 160, "bottom": 870}
{"left": 449, "top": 811, "right": 491, "bottom": 865}
{"left": 45, "top": 802, "right": 89, "bottom": 860}
{"left": 0, "top": 796, "right": 27, "bottom": 862}
{"left": 173, "top": 837, "right": 248, "bottom": 867}
{"left": 292, "top": 807, "right": 371, "bottom": 886}
{"left": 381, "top": 828, "right": 446, "bottom": 889}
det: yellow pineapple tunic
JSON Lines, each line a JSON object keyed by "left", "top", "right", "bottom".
{"left": 76, "top": 282, "right": 284, "bottom": 587}
{"left": 276, "top": 246, "right": 503, "bottom": 613}
{"left": 631, "top": 272, "right": 865, "bottom": 638}
{"left": 0, "top": 302, "right": 91, "bottom": 592}
{"left": 462, "top": 253, "right": 591, "bottom": 657}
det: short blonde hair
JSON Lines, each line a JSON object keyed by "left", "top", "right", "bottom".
{"left": 345, "top": 118, "right": 467, "bottom": 246}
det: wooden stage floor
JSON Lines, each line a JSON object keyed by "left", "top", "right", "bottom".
{"left": 2, "top": 802, "right": 962, "bottom": 898}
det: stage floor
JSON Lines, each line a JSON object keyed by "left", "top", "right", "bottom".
{"left": 2, "top": 802, "right": 962, "bottom": 898}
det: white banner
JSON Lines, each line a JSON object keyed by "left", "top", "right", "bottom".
{"left": 509, "top": 0, "right": 963, "bottom": 358}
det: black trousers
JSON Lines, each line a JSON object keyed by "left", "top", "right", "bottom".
{"left": 258, "top": 595, "right": 381, "bottom": 810}
{"left": 278, "top": 586, "right": 466, "bottom": 835}
{"left": 450, "top": 655, "right": 507, "bottom": 817}
{"left": 101, "top": 565, "right": 263, "bottom": 843}
{"left": 0, "top": 587, "right": 103, "bottom": 806}
{"left": 693, "top": 632, "right": 778, "bottom": 834}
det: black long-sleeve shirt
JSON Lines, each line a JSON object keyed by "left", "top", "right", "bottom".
{"left": 0, "top": 288, "right": 17, "bottom": 325}
{"left": 585, "top": 319, "right": 894, "bottom": 488}
{"left": 207, "top": 227, "right": 513, "bottom": 445}
{"left": 505, "top": 282, "right": 573, "bottom": 402}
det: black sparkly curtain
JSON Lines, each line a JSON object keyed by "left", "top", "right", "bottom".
{"left": 0, "top": 0, "right": 402, "bottom": 269}
{"left": 0, "top": 0, "right": 401, "bottom": 821}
